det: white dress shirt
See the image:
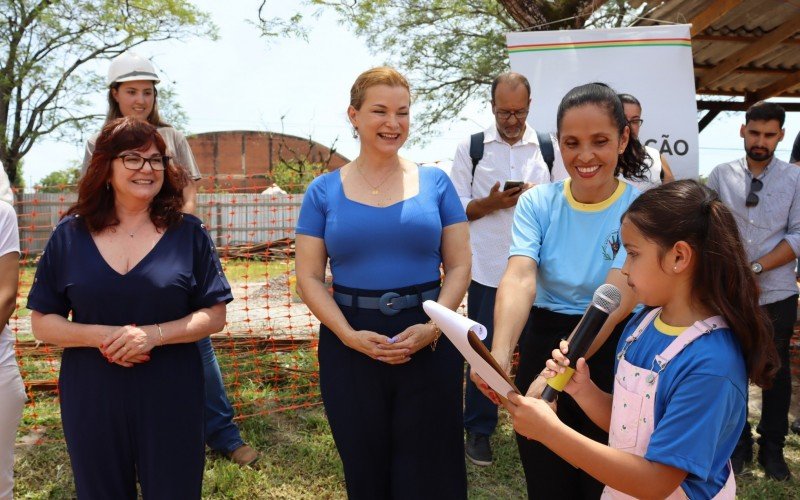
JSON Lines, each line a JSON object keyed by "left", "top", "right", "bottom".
{"left": 450, "top": 124, "right": 566, "bottom": 287}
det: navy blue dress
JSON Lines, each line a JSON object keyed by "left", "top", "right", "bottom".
{"left": 27, "top": 214, "right": 233, "bottom": 500}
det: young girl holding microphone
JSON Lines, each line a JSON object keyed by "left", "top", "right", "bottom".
{"left": 508, "top": 180, "right": 778, "bottom": 498}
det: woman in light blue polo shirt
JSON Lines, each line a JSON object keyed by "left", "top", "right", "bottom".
{"left": 474, "top": 83, "right": 648, "bottom": 498}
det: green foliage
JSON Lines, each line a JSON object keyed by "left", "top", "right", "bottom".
{"left": 0, "top": 0, "right": 218, "bottom": 187}
{"left": 257, "top": 1, "right": 637, "bottom": 138}
{"left": 271, "top": 161, "right": 327, "bottom": 194}
{"left": 156, "top": 86, "right": 191, "bottom": 132}
{"left": 37, "top": 167, "right": 81, "bottom": 193}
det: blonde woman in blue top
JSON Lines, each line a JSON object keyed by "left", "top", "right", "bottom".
{"left": 295, "top": 67, "right": 470, "bottom": 499}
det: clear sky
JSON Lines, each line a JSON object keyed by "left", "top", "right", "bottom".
{"left": 20, "top": 0, "right": 800, "bottom": 187}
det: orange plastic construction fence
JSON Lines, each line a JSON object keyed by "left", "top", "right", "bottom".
{"left": 13, "top": 174, "right": 473, "bottom": 443}
{"left": 14, "top": 176, "right": 324, "bottom": 439}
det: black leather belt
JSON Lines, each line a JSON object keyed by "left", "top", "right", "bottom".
{"left": 333, "top": 287, "right": 440, "bottom": 316}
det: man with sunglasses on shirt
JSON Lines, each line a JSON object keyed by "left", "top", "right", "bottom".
{"left": 707, "top": 101, "right": 799, "bottom": 482}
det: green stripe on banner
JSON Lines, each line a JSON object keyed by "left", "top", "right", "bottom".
{"left": 508, "top": 41, "right": 692, "bottom": 54}
{"left": 508, "top": 43, "right": 692, "bottom": 53}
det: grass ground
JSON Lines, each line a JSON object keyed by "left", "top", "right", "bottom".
{"left": 12, "top": 260, "right": 800, "bottom": 497}
{"left": 218, "top": 259, "right": 293, "bottom": 283}
{"left": 13, "top": 359, "right": 800, "bottom": 499}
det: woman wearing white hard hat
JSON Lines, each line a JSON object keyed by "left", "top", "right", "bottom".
{"left": 83, "top": 51, "right": 200, "bottom": 210}
{"left": 81, "top": 51, "right": 258, "bottom": 467}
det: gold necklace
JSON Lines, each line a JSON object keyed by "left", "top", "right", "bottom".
{"left": 355, "top": 160, "right": 400, "bottom": 195}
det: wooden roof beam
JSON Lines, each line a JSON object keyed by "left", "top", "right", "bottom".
{"left": 694, "top": 34, "right": 800, "bottom": 45}
{"left": 697, "top": 13, "right": 800, "bottom": 89}
{"left": 698, "top": 110, "right": 721, "bottom": 132}
{"left": 697, "top": 89, "right": 800, "bottom": 97}
{"left": 695, "top": 65, "right": 798, "bottom": 76}
{"left": 697, "top": 100, "right": 800, "bottom": 112}
{"left": 753, "top": 70, "right": 800, "bottom": 101}
{"left": 689, "top": 0, "right": 743, "bottom": 37}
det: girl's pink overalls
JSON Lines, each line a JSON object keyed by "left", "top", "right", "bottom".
{"left": 601, "top": 308, "right": 735, "bottom": 500}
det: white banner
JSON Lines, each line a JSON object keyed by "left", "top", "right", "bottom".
{"left": 507, "top": 25, "right": 698, "bottom": 179}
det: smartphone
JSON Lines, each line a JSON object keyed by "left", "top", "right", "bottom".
{"left": 503, "top": 180, "right": 524, "bottom": 191}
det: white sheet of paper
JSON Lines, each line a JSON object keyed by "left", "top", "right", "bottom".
{"left": 422, "top": 300, "right": 516, "bottom": 398}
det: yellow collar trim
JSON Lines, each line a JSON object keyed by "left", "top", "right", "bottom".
{"left": 564, "top": 178, "right": 626, "bottom": 212}
{"left": 654, "top": 314, "right": 686, "bottom": 336}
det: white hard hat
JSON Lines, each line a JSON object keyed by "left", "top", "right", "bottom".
{"left": 107, "top": 51, "right": 160, "bottom": 87}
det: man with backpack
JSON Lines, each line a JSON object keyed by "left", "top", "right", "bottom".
{"left": 449, "top": 72, "right": 566, "bottom": 466}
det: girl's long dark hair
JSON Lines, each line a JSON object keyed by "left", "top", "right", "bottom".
{"left": 556, "top": 83, "right": 649, "bottom": 181}
{"left": 67, "top": 117, "right": 187, "bottom": 232}
{"left": 623, "top": 180, "right": 778, "bottom": 388}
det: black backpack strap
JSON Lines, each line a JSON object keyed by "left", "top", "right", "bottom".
{"left": 469, "top": 132, "right": 485, "bottom": 187}
{"left": 536, "top": 131, "right": 555, "bottom": 174}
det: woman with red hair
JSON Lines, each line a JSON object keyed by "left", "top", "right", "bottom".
{"left": 29, "top": 117, "right": 232, "bottom": 498}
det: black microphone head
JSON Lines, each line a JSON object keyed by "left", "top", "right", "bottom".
{"left": 593, "top": 284, "right": 621, "bottom": 314}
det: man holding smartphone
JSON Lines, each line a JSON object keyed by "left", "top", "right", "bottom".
{"left": 448, "top": 72, "right": 566, "bottom": 466}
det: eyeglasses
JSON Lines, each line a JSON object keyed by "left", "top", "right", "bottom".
{"left": 628, "top": 119, "right": 644, "bottom": 126}
{"left": 745, "top": 177, "right": 763, "bottom": 207}
{"left": 116, "top": 153, "right": 170, "bottom": 171}
{"left": 495, "top": 109, "right": 529, "bottom": 121}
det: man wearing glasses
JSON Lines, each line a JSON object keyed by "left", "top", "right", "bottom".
{"left": 448, "top": 72, "right": 565, "bottom": 466}
{"left": 707, "top": 101, "right": 799, "bottom": 481}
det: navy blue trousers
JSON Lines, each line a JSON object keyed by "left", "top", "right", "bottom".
{"left": 464, "top": 280, "right": 536, "bottom": 437}
{"left": 319, "top": 282, "right": 467, "bottom": 500}
{"left": 515, "top": 307, "right": 630, "bottom": 500}
{"left": 463, "top": 281, "right": 498, "bottom": 437}
{"left": 59, "top": 344, "right": 205, "bottom": 499}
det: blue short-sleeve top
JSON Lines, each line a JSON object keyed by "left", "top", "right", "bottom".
{"left": 27, "top": 214, "right": 233, "bottom": 327}
{"left": 295, "top": 166, "right": 467, "bottom": 289}
{"left": 509, "top": 179, "right": 639, "bottom": 315}
{"left": 615, "top": 309, "right": 747, "bottom": 499}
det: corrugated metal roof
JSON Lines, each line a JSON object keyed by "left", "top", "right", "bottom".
{"left": 633, "top": 0, "right": 800, "bottom": 100}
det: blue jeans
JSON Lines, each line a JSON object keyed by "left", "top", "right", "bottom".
{"left": 197, "top": 337, "right": 245, "bottom": 454}
{"left": 463, "top": 281, "right": 499, "bottom": 437}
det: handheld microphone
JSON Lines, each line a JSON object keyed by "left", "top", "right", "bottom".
{"left": 541, "top": 284, "right": 622, "bottom": 403}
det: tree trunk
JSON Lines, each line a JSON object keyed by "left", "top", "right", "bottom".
{"left": 497, "top": 0, "right": 548, "bottom": 29}
{"left": 1, "top": 157, "right": 19, "bottom": 188}
{"left": 497, "top": 0, "right": 613, "bottom": 31}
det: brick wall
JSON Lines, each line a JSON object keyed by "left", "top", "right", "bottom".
{"left": 187, "top": 130, "right": 349, "bottom": 193}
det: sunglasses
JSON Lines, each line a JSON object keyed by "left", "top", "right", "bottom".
{"left": 745, "top": 177, "right": 763, "bottom": 207}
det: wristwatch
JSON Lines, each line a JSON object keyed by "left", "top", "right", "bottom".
{"left": 751, "top": 262, "right": 763, "bottom": 274}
